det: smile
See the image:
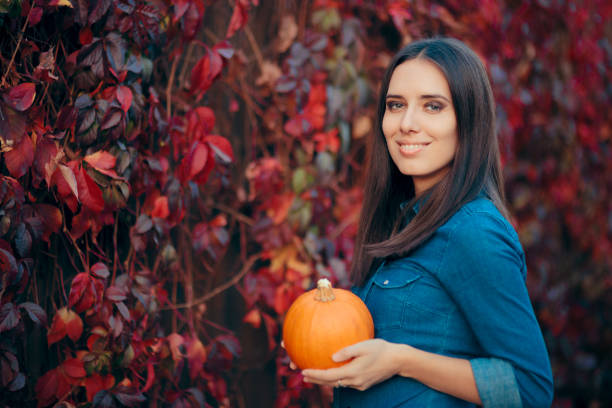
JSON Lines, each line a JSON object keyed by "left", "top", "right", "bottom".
{"left": 398, "top": 142, "right": 430, "bottom": 154}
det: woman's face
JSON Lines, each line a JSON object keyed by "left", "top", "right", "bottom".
{"left": 382, "top": 58, "right": 458, "bottom": 196}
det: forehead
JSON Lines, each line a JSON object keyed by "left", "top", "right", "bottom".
{"left": 387, "top": 58, "right": 451, "bottom": 97}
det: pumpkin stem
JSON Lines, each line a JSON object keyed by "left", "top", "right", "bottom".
{"left": 314, "top": 278, "right": 336, "bottom": 302}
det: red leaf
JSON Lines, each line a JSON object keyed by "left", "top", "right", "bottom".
{"left": 180, "top": 141, "right": 208, "bottom": 180}
{"left": 151, "top": 196, "right": 169, "bottom": 219}
{"left": 84, "top": 373, "right": 115, "bottom": 402}
{"left": 84, "top": 151, "right": 116, "bottom": 171}
{"left": 48, "top": 307, "right": 83, "bottom": 345}
{"left": 79, "top": 27, "right": 93, "bottom": 45}
{"left": 63, "top": 309, "right": 83, "bottom": 342}
{"left": 46, "top": 311, "right": 66, "bottom": 346}
{"left": 190, "top": 48, "right": 223, "bottom": 98}
{"left": 68, "top": 272, "right": 95, "bottom": 312}
{"left": 266, "top": 192, "right": 295, "bottom": 224}
{"left": 173, "top": 0, "right": 190, "bottom": 23}
{"left": 284, "top": 116, "right": 312, "bottom": 138}
{"left": 186, "top": 337, "right": 207, "bottom": 380}
{"left": 0, "top": 104, "right": 26, "bottom": 145}
{"left": 53, "top": 163, "right": 79, "bottom": 201}
{"left": 3, "top": 83, "right": 36, "bottom": 111}
{"left": 84, "top": 373, "right": 103, "bottom": 402}
{"left": 60, "top": 358, "right": 86, "bottom": 380}
{"left": 34, "top": 204, "right": 63, "bottom": 243}
{"left": 181, "top": 1, "right": 205, "bottom": 41}
{"left": 0, "top": 248, "right": 18, "bottom": 292}
{"left": 185, "top": 106, "right": 216, "bottom": 141}
{"left": 29, "top": 7, "right": 43, "bottom": 25}
{"left": 35, "top": 369, "right": 59, "bottom": 406}
{"left": 56, "top": 105, "right": 78, "bottom": 130}
{"left": 204, "top": 135, "right": 234, "bottom": 163}
{"left": 166, "top": 333, "right": 184, "bottom": 362}
{"left": 4, "top": 134, "right": 34, "bottom": 178}
{"left": 313, "top": 128, "right": 340, "bottom": 153}
{"left": 34, "top": 137, "right": 63, "bottom": 187}
{"left": 226, "top": 1, "right": 248, "bottom": 39}
{"left": 209, "top": 214, "right": 227, "bottom": 228}
{"left": 142, "top": 362, "right": 155, "bottom": 392}
{"left": 243, "top": 308, "right": 261, "bottom": 328}
{"left": 70, "top": 162, "right": 105, "bottom": 212}
{"left": 91, "top": 262, "right": 110, "bottom": 279}
{"left": 262, "top": 312, "right": 278, "bottom": 351}
{"left": 70, "top": 209, "right": 93, "bottom": 239}
{"left": 116, "top": 85, "right": 133, "bottom": 113}
{"left": 274, "top": 283, "right": 294, "bottom": 315}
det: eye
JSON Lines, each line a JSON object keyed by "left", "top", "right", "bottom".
{"left": 424, "top": 101, "right": 444, "bottom": 112}
{"left": 386, "top": 101, "right": 404, "bottom": 111}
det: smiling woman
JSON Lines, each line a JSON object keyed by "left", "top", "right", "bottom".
{"left": 296, "top": 38, "right": 554, "bottom": 408}
{"left": 382, "top": 58, "right": 459, "bottom": 195}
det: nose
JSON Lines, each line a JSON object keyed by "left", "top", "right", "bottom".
{"left": 399, "top": 106, "right": 419, "bottom": 134}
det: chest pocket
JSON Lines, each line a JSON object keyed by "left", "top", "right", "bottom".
{"left": 366, "top": 264, "right": 421, "bottom": 331}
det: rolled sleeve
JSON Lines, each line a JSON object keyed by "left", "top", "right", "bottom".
{"left": 471, "top": 357, "right": 522, "bottom": 407}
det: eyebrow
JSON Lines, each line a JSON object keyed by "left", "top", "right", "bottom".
{"left": 386, "top": 93, "right": 451, "bottom": 103}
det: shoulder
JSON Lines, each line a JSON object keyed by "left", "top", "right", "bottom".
{"left": 438, "top": 197, "right": 524, "bottom": 259}
{"left": 433, "top": 198, "right": 528, "bottom": 282}
{"left": 443, "top": 197, "right": 517, "bottom": 239}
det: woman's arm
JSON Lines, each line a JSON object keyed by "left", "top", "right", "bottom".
{"left": 302, "top": 338, "right": 482, "bottom": 405}
{"left": 394, "top": 343, "right": 482, "bottom": 405}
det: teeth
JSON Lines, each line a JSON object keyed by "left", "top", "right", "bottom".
{"left": 399, "top": 144, "right": 426, "bottom": 152}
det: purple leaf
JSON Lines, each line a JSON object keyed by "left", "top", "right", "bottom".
{"left": 100, "top": 108, "right": 123, "bottom": 130}
{"left": 8, "top": 372, "right": 25, "bottom": 391}
{"left": 19, "top": 302, "right": 48, "bottom": 326}
{"left": 0, "top": 303, "right": 20, "bottom": 332}
{"left": 88, "top": 0, "right": 112, "bottom": 25}
{"left": 14, "top": 223, "right": 32, "bottom": 258}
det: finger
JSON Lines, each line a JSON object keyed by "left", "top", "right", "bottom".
{"left": 289, "top": 361, "right": 296, "bottom": 370}
{"left": 302, "top": 367, "right": 345, "bottom": 383}
{"left": 280, "top": 340, "right": 285, "bottom": 349}
{"left": 332, "top": 341, "right": 367, "bottom": 362}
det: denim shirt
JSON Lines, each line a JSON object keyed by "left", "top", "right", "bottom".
{"left": 333, "top": 196, "right": 553, "bottom": 408}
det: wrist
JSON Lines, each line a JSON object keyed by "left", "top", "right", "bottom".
{"left": 394, "top": 343, "right": 417, "bottom": 378}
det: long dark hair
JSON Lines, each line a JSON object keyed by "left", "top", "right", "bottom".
{"left": 350, "top": 37, "right": 510, "bottom": 286}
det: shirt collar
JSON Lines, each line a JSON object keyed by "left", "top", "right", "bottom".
{"left": 400, "top": 188, "right": 488, "bottom": 220}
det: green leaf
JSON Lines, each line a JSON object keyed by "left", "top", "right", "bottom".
{"left": 291, "top": 168, "right": 313, "bottom": 194}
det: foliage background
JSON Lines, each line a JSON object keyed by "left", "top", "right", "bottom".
{"left": 0, "top": 0, "right": 610, "bottom": 407}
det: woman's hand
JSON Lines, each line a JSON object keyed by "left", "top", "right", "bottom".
{"left": 301, "top": 339, "right": 405, "bottom": 391}
{"left": 280, "top": 340, "right": 298, "bottom": 370}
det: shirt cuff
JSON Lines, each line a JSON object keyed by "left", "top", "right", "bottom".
{"left": 471, "top": 358, "right": 522, "bottom": 408}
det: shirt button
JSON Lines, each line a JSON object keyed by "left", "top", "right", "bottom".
{"left": 383, "top": 280, "right": 389, "bottom": 285}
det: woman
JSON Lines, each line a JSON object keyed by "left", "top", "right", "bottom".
{"left": 300, "top": 38, "right": 553, "bottom": 407}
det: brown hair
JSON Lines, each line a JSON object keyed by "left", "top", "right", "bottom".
{"left": 351, "top": 37, "right": 510, "bottom": 286}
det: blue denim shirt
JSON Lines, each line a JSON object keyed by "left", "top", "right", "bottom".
{"left": 333, "top": 196, "right": 553, "bottom": 408}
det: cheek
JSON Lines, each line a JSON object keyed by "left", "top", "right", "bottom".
{"left": 381, "top": 114, "right": 394, "bottom": 139}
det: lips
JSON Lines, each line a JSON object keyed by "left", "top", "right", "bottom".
{"left": 397, "top": 141, "right": 430, "bottom": 154}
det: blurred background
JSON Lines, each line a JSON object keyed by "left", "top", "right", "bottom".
{"left": 0, "top": 0, "right": 609, "bottom": 407}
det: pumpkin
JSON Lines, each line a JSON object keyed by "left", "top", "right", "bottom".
{"left": 282, "top": 278, "right": 374, "bottom": 369}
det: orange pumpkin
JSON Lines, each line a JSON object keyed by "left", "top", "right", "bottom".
{"left": 282, "top": 278, "right": 374, "bottom": 369}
